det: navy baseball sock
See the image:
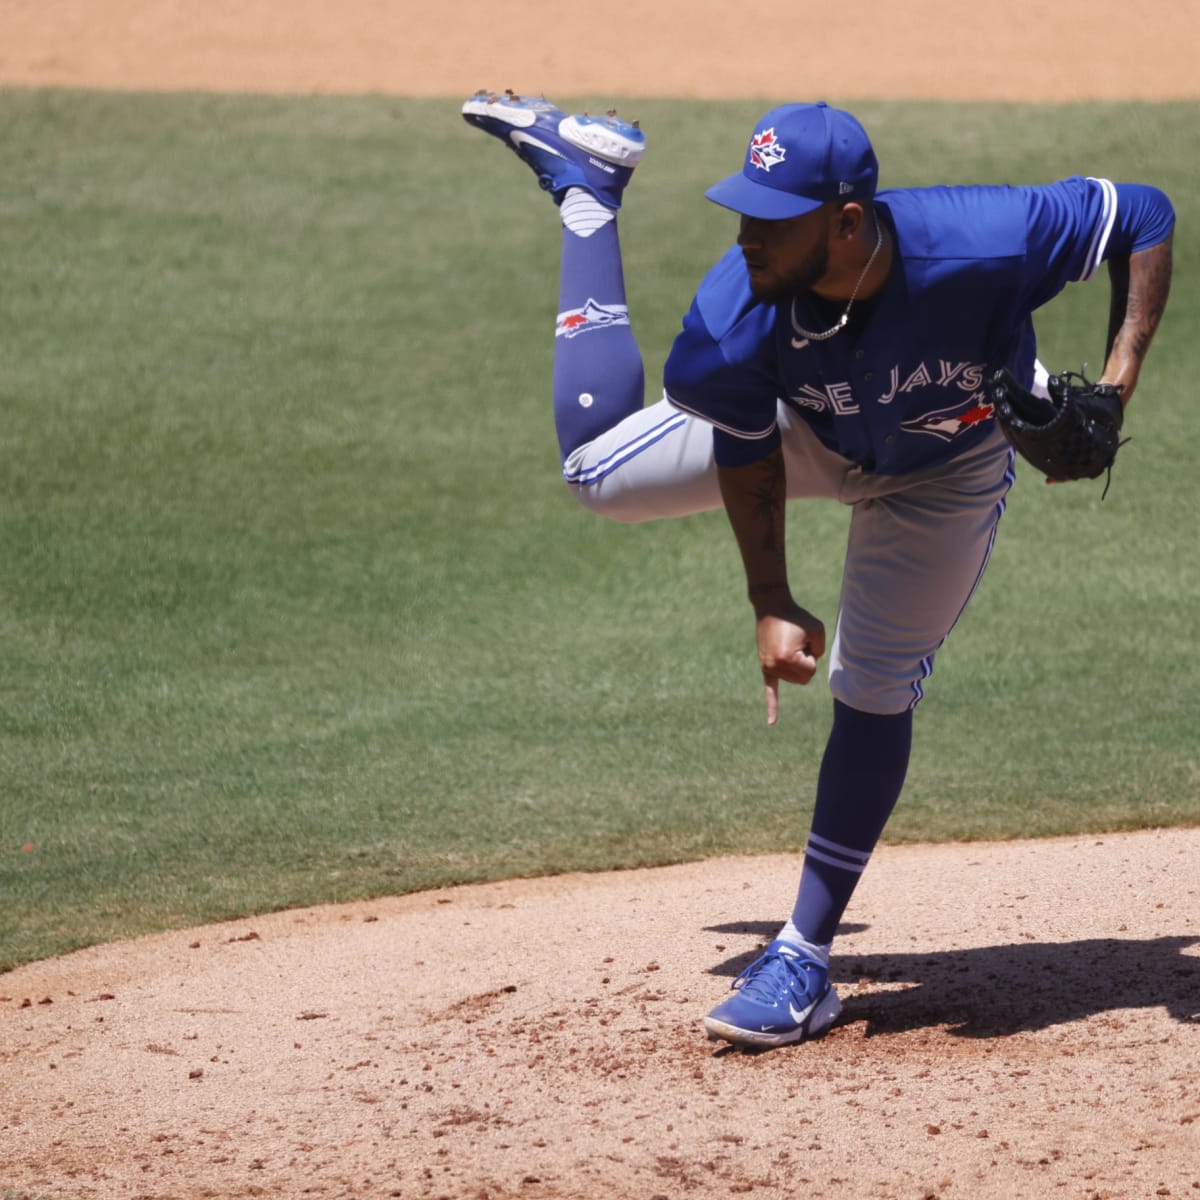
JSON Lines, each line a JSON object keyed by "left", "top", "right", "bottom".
{"left": 552, "top": 192, "right": 645, "bottom": 458}
{"left": 783, "top": 700, "right": 913, "bottom": 950}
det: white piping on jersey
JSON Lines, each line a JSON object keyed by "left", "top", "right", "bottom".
{"left": 562, "top": 408, "right": 689, "bottom": 486}
{"left": 664, "top": 391, "right": 778, "bottom": 442}
{"left": 1079, "top": 177, "right": 1119, "bottom": 283}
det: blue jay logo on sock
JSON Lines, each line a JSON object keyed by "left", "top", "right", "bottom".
{"left": 555, "top": 298, "right": 630, "bottom": 339}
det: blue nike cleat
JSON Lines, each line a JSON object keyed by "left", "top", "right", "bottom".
{"left": 461, "top": 88, "right": 645, "bottom": 209}
{"left": 704, "top": 940, "right": 842, "bottom": 1048}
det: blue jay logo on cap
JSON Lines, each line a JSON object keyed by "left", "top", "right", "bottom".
{"left": 706, "top": 102, "right": 878, "bottom": 220}
{"left": 749, "top": 127, "right": 786, "bottom": 172}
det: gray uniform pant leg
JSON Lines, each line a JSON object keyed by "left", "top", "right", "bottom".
{"left": 563, "top": 398, "right": 720, "bottom": 522}
{"left": 563, "top": 397, "right": 855, "bottom": 520}
{"left": 828, "top": 426, "right": 1015, "bottom": 714}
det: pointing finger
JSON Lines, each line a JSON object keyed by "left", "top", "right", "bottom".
{"left": 764, "top": 675, "right": 779, "bottom": 726}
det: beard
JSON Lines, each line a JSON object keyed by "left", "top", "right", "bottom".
{"left": 744, "top": 237, "right": 831, "bottom": 304}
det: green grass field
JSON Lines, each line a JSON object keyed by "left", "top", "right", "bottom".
{"left": 1, "top": 91, "right": 1196, "bottom": 971}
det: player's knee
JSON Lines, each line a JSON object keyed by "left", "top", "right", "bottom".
{"left": 828, "top": 671, "right": 920, "bottom": 716}
{"left": 568, "top": 483, "right": 650, "bottom": 524}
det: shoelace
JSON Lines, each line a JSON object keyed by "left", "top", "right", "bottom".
{"left": 733, "top": 948, "right": 819, "bottom": 1004}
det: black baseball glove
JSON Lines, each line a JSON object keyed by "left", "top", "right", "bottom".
{"left": 987, "top": 367, "right": 1127, "bottom": 490}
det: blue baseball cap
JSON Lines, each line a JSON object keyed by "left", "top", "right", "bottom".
{"left": 705, "top": 102, "right": 878, "bottom": 220}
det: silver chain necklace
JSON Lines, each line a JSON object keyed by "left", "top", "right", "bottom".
{"left": 789, "top": 216, "right": 885, "bottom": 344}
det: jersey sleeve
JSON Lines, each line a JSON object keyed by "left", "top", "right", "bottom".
{"left": 1103, "top": 182, "right": 1175, "bottom": 254}
{"left": 662, "top": 245, "right": 781, "bottom": 442}
{"left": 1018, "top": 176, "right": 1175, "bottom": 310}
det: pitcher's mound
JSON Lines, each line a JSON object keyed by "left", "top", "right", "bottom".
{"left": 3, "top": 828, "right": 1198, "bottom": 1199}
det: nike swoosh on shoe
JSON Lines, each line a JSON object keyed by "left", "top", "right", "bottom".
{"left": 510, "top": 131, "right": 566, "bottom": 158}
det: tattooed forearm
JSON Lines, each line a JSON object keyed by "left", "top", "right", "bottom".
{"left": 747, "top": 453, "right": 787, "bottom": 553}
{"left": 717, "top": 447, "right": 793, "bottom": 607}
{"left": 1130, "top": 244, "right": 1173, "bottom": 353}
{"left": 1104, "top": 235, "right": 1173, "bottom": 396}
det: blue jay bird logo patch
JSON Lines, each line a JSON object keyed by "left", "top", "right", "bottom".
{"left": 555, "top": 298, "right": 631, "bottom": 339}
{"left": 749, "top": 128, "right": 786, "bottom": 172}
{"left": 900, "top": 398, "right": 995, "bottom": 442}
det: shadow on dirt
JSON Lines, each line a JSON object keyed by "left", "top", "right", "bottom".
{"left": 704, "top": 922, "right": 1200, "bottom": 1037}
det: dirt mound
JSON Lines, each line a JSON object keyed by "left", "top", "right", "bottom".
{"left": 4, "top": 831, "right": 1199, "bottom": 1198}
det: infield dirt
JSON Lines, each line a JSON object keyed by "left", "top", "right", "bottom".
{"left": 2, "top": 3, "right": 1199, "bottom": 1198}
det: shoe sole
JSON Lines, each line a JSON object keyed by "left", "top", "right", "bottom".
{"left": 703, "top": 986, "right": 842, "bottom": 1049}
{"left": 462, "top": 91, "right": 549, "bottom": 130}
{"left": 559, "top": 114, "right": 644, "bottom": 167}
{"left": 462, "top": 92, "right": 644, "bottom": 168}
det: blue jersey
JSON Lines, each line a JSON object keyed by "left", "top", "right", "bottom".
{"left": 663, "top": 177, "right": 1174, "bottom": 473}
